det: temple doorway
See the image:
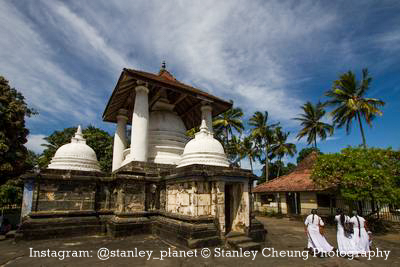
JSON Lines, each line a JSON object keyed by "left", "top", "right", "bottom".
{"left": 224, "top": 183, "right": 243, "bottom": 234}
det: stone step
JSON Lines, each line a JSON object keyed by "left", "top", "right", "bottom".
{"left": 225, "top": 231, "right": 244, "bottom": 238}
{"left": 5, "top": 230, "right": 16, "bottom": 239}
{"left": 237, "top": 241, "right": 261, "bottom": 251}
{"left": 226, "top": 235, "right": 253, "bottom": 246}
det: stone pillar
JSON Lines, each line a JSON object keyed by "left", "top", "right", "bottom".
{"left": 112, "top": 109, "right": 128, "bottom": 172}
{"left": 129, "top": 85, "right": 149, "bottom": 162}
{"left": 200, "top": 104, "right": 213, "bottom": 133}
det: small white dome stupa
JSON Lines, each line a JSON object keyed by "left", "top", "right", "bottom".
{"left": 47, "top": 126, "right": 101, "bottom": 172}
{"left": 177, "top": 120, "right": 229, "bottom": 168}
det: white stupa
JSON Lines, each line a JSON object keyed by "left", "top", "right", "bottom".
{"left": 47, "top": 126, "right": 101, "bottom": 172}
{"left": 177, "top": 120, "right": 229, "bottom": 168}
{"left": 148, "top": 96, "right": 188, "bottom": 165}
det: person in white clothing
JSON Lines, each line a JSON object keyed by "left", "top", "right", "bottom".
{"left": 350, "top": 210, "right": 370, "bottom": 253}
{"left": 304, "top": 209, "right": 334, "bottom": 253}
{"left": 335, "top": 208, "right": 356, "bottom": 254}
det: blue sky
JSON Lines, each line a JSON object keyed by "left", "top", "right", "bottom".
{"left": 1, "top": 0, "right": 399, "bottom": 173}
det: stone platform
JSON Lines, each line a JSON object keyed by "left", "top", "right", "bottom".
{"left": 19, "top": 162, "right": 266, "bottom": 248}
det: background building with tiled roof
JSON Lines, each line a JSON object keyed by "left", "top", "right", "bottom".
{"left": 253, "top": 151, "right": 337, "bottom": 216}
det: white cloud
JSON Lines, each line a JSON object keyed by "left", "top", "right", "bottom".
{"left": 0, "top": 2, "right": 101, "bottom": 123}
{"left": 25, "top": 134, "right": 48, "bottom": 154}
{"left": 1, "top": 0, "right": 398, "bottom": 142}
{"left": 45, "top": 1, "right": 132, "bottom": 72}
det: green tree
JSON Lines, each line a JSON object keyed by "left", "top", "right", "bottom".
{"left": 296, "top": 147, "right": 322, "bottom": 164}
{"left": 271, "top": 127, "right": 297, "bottom": 177}
{"left": 226, "top": 135, "right": 243, "bottom": 166}
{"left": 213, "top": 107, "right": 244, "bottom": 146}
{"left": 294, "top": 101, "right": 334, "bottom": 148}
{"left": 84, "top": 126, "right": 113, "bottom": 173}
{"left": 41, "top": 126, "right": 113, "bottom": 173}
{"left": 259, "top": 161, "right": 297, "bottom": 183}
{"left": 241, "top": 136, "right": 261, "bottom": 173}
{"left": 185, "top": 127, "right": 199, "bottom": 138}
{"left": 249, "top": 111, "right": 279, "bottom": 181}
{"left": 0, "top": 76, "right": 36, "bottom": 184}
{"left": 325, "top": 69, "right": 385, "bottom": 148}
{"left": 311, "top": 147, "right": 400, "bottom": 205}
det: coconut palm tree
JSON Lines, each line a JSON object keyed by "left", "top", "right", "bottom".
{"left": 249, "top": 111, "right": 279, "bottom": 180}
{"left": 213, "top": 107, "right": 244, "bottom": 146}
{"left": 325, "top": 68, "right": 385, "bottom": 148}
{"left": 226, "top": 135, "right": 243, "bottom": 166}
{"left": 271, "top": 127, "right": 297, "bottom": 177}
{"left": 241, "top": 136, "right": 261, "bottom": 173}
{"left": 294, "top": 101, "right": 334, "bottom": 149}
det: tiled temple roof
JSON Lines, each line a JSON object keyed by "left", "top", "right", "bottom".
{"left": 253, "top": 151, "right": 326, "bottom": 193}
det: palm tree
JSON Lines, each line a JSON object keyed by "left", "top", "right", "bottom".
{"left": 241, "top": 136, "right": 261, "bottom": 173}
{"left": 249, "top": 111, "right": 279, "bottom": 181}
{"left": 213, "top": 107, "right": 244, "bottom": 146}
{"left": 325, "top": 68, "right": 385, "bottom": 148}
{"left": 294, "top": 101, "right": 334, "bottom": 149}
{"left": 271, "top": 127, "right": 297, "bottom": 177}
{"left": 226, "top": 135, "right": 243, "bottom": 166}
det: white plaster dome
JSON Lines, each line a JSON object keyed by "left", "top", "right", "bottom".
{"left": 148, "top": 99, "right": 188, "bottom": 165}
{"left": 177, "top": 121, "right": 229, "bottom": 168}
{"left": 47, "top": 126, "right": 101, "bottom": 172}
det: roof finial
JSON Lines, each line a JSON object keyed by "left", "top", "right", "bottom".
{"left": 72, "top": 125, "right": 85, "bottom": 143}
{"left": 161, "top": 60, "right": 166, "bottom": 70}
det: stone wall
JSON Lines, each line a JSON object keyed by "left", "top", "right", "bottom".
{"left": 299, "top": 192, "right": 318, "bottom": 215}
{"left": 115, "top": 182, "right": 145, "bottom": 212}
{"left": 166, "top": 181, "right": 212, "bottom": 216}
{"left": 33, "top": 180, "right": 96, "bottom": 211}
{"left": 20, "top": 164, "right": 261, "bottom": 246}
{"left": 230, "top": 182, "right": 250, "bottom": 233}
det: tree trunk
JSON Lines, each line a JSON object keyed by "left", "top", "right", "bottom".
{"left": 314, "top": 138, "right": 317, "bottom": 149}
{"left": 249, "top": 158, "right": 253, "bottom": 173}
{"left": 357, "top": 111, "right": 367, "bottom": 148}
{"left": 277, "top": 157, "right": 281, "bottom": 178}
{"left": 265, "top": 142, "right": 269, "bottom": 181}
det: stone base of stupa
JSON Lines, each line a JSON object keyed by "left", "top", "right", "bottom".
{"left": 19, "top": 163, "right": 266, "bottom": 248}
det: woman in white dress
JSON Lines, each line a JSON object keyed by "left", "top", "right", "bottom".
{"left": 304, "top": 209, "right": 334, "bottom": 253}
{"left": 350, "top": 210, "right": 370, "bottom": 253}
{"left": 335, "top": 208, "right": 356, "bottom": 254}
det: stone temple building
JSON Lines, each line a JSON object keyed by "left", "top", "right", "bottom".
{"left": 19, "top": 64, "right": 266, "bottom": 248}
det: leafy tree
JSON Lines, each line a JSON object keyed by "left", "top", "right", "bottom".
{"left": 40, "top": 126, "right": 113, "bottom": 173}
{"left": 271, "top": 127, "right": 297, "bottom": 177}
{"left": 294, "top": 101, "right": 334, "bottom": 148}
{"left": 241, "top": 136, "right": 261, "bottom": 173}
{"left": 0, "top": 76, "right": 36, "bottom": 184}
{"left": 213, "top": 107, "right": 244, "bottom": 145}
{"left": 325, "top": 69, "right": 385, "bottom": 148}
{"left": 84, "top": 126, "right": 113, "bottom": 173}
{"left": 249, "top": 111, "right": 279, "bottom": 181}
{"left": 311, "top": 147, "right": 400, "bottom": 205}
{"left": 259, "top": 161, "right": 297, "bottom": 183}
{"left": 0, "top": 178, "right": 23, "bottom": 208}
{"left": 212, "top": 106, "right": 244, "bottom": 164}
{"left": 226, "top": 135, "right": 242, "bottom": 166}
{"left": 286, "top": 162, "right": 297, "bottom": 173}
{"left": 185, "top": 127, "right": 199, "bottom": 138}
{"left": 296, "top": 147, "right": 322, "bottom": 163}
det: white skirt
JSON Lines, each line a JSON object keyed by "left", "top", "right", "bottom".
{"left": 307, "top": 226, "right": 334, "bottom": 253}
{"left": 352, "top": 228, "right": 370, "bottom": 253}
{"left": 336, "top": 227, "right": 356, "bottom": 253}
